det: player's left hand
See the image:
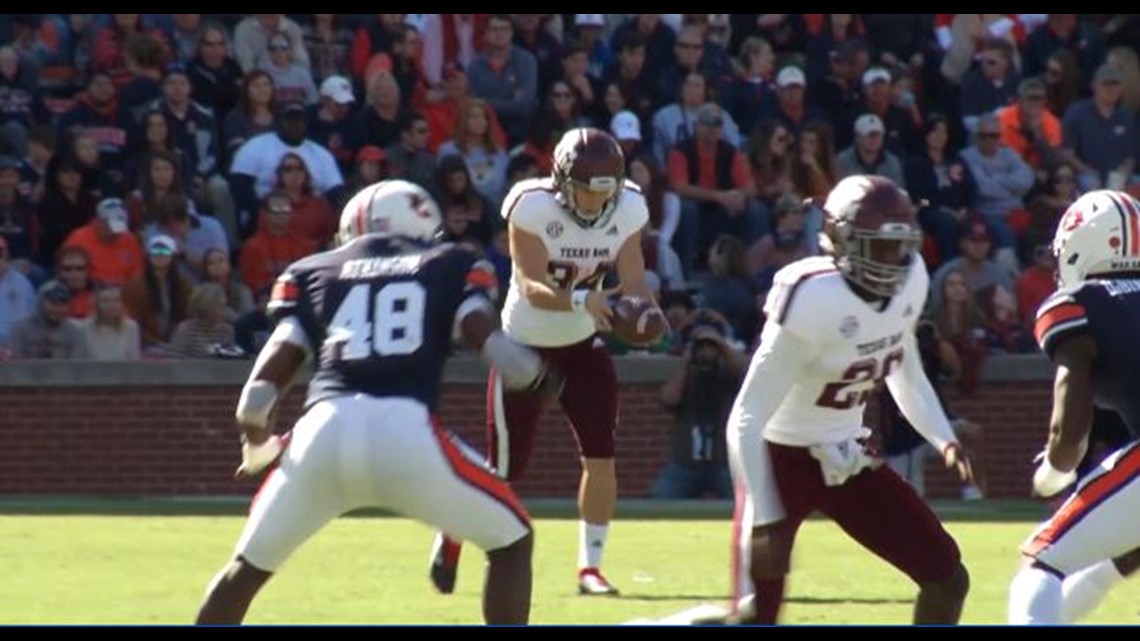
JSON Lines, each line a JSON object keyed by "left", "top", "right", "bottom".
{"left": 1031, "top": 450, "right": 1078, "bottom": 499}
{"left": 235, "top": 431, "right": 288, "bottom": 481}
{"left": 942, "top": 442, "right": 975, "bottom": 485}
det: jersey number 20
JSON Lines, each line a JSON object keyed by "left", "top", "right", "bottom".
{"left": 816, "top": 348, "right": 904, "bottom": 410}
{"left": 327, "top": 282, "right": 425, "bottom": 360}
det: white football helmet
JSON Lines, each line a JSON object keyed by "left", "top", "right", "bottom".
{"left": 1053, "top": 190, "right": 1140, "bottom": 289}
{"left": 337, "top": 180, "right": 442, "bottom": 245}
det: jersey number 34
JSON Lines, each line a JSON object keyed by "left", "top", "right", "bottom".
{"left": 326, "top": 281, "right": 426, "bottom": 360}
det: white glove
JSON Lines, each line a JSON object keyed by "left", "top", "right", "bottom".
{"left": 237, "top": 434, "right": 284, "bottom": 479}
{"left": 1032, "top": 451, "right": 1077, "bottom": 498}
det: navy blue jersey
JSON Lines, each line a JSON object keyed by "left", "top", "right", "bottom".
{"left": 267, "top": 235, "right": 498, "bottom": 411}
{"left": 1035, "top": 278, "right": 1140, "bottom": 437}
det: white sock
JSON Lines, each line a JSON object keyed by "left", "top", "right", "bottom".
{"left": 1009, "top": 566, "right": 1063, "bottom": 624}
{"left": 579, "top": 521, "right": 608, "bottom": 570}
{"left": 1061, "top": 560, "right": 1124, "bottom": 623}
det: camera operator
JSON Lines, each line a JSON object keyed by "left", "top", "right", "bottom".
{"left": 651, "top": 310, "right": 748, "bottom": 499}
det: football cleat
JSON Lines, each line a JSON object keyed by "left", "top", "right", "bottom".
{"left": 428, "top": 533, "right": 463, "bottom": 595}
{"left": 578, "top": 568, "right": 620, "bottom": 596}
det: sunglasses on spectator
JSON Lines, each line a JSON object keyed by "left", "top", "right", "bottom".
{"left": 270, "top": 43, "right": 291, "bottom": 52}
{"left": 59, "top": 263, "right": 87, "bottom": 272}
{"left": 202, "top": 38, "right": 225, "bottom": 47}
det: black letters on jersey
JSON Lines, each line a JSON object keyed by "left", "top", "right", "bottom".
{"left": 1035, "top": 279, "right": 1140, "bottom": 436}
{"left": 267, "top": 236, "right": 498, "bottom": 411}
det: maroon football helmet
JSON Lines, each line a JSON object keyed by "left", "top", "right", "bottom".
{"left": 552, "top": 127, "right": 626, "bottom": 228}
{"left": 821, "top": 175, "right": 922, "bottom": 297}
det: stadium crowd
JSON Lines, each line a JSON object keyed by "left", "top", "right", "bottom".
{"left": 0, "top": 14, "right": 1135, "bottom": 398}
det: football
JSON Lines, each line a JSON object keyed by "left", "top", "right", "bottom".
{"left": 610, "top": 296, "right": 670, "bottom": 347}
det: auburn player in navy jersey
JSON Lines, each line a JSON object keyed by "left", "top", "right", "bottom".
{"left": 1010, "top": 190, "right": 1140, "bottom": 625}
{"left": 196, "top": 180, "right": 555, "bottom": 625}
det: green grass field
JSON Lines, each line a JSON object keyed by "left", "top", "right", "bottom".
{"left": 2, "top": 500, "right": 1139, "bottom": 625}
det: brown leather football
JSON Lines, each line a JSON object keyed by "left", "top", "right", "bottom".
{"left": 610, "top": 296, "right": 669, "bottom": 347}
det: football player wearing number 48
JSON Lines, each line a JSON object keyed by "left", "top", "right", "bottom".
{"left": 726, "top": 175, "right": 973, "bottom": 625}
{"left": 430, "top": 127, "right": 657, "bottom": 597}
{"left": 196, "top": 180, "right": 547, "bottom": 625}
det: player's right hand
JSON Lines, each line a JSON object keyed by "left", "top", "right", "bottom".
{"left": 235, "top": 431, "right": 288, "bottom": 481}
{"left": 942, "top": 442, "right": 975, "bottom": 485}
{"left": 586, "top": 287, "right": 619, "bottom": 332}
{"left": 1031, "top": 450, "right": 1078, "bottom": 499}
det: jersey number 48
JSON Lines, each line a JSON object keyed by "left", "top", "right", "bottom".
{"left": 326, "top": 282, "right": 426, "bottom": 360}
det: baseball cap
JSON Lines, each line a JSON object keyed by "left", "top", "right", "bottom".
{"left": 356, "top": 145, "right": 386, "bottom": 164}
{"left": 854, "top": 113, "right": 885, "bottom": 136}
{"left": 697, "top": 103, "right": 724, "bottom": 128}
{"left": 1018, "top": 77, "right": 1047, "bottom": 100}
{"left": 147, "top": 234, "right": 178, "bottom": 257}
{"left": 97, "top": 198, "right": 129, "bottom": 234}
{"left": 38, "top": 279, "right": 71, "bottom": 304}
{"left": 862, "top": 67, "right": 892, "bottom": 86}
{"left": 610, "top": 110, "right": 641, "bottom": 142}
{"left": 319, "top": 75, "right": 355, "bottom": 105}
{"left": 575, "top": 14, "right": 605, "bottom": 27}
{"left": 1095, "top": 63, "right": 1123, "bottom": 85}
{"left": 280, "top": 101, "right": 307, "bottom": 118}
{"left": 776, "top": 66, "right": 806, "bottom": 88}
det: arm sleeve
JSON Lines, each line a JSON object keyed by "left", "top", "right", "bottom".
{"left": 726, "top": 321, "right": 817, "bottom": 515}
{"left": 884, "top": 330, "right": 958, "bottom": 454}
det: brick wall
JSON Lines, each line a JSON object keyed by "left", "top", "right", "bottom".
{"left": 0, "top": 379, "right": 1050, "bottom": 498}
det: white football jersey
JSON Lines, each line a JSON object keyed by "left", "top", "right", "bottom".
{"left": 500, "top": 177, "right": 648, "bottom": 347}
{"left": 748, "top": 255, "right": 929, "bottom": 446}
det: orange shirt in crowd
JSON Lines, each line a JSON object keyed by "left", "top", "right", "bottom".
{"left": 997, "top": 104, "right": 1062, "bottom": 168}
{"left": 667, "top": 145, "right": 753, "bottom": 191}
{"left": 239, "top": 227, "right": 317, "bottom": 295}
{"left": 63, "top": 222, "right": 144, "bottom": 285}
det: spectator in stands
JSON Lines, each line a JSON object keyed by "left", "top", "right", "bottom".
{"left": 118, "top": 34, "right": 168, "bottom": 120}
{"left": 997, "top": 77, "right": 1063, "bottom": 174}
{"left": 467, "top": 14, "right": 538, "bottom": 146}
{"left": 805, "top": 13, "right": 866, "bottom": 87}
{"left": 652, "top": 314, "right": 745, "bottom": 499}
{"left": 222, "top": 71, "right": 278, "bottom": 164}
{"left": 1106, "top": 45, "right": 1140, "bottom": 115}
{"left": 837, "top": 113, "right": 905, "bottom": 187}
{"left": 929, "top": 214, "right": 1017, "bottom": 313}
{"left": 668, "top": 103, "right": 765, "bottom": 275}
{"left": 79, "top": 283, "right": 140, "bottom": 361}
{"left": 347, "top": 145, "right": 387, "bottom": 195}
{"left": 628, "top": 152, "right": 682, "bottom": 287}
{"left": 169, "top": 282, "right": 236, "bottom": 358}
{"left": 522, "top": 81, "right": 592, "bottom": 174}
{"left": 512, "top": 14, "right": 563, "bottom": 97}
{"left": 20, "top": 126, "right": 53, "bottom": 205}
{"left": 62, "top": 197, "right": 144, "bottom": 286}
{"left": 167, "top": 14, "right": 203, "bottom": 64}
{"left": 142, "top": 192, "right": 228, "bottom": 282}
{"left": 229, "top": 102, "right": 344, "bottom": 238}
{"left": 56, "top": 72, "right": 132, "bottom": 190}
{"left": 748, "top": 194, "right": 813, "bottom": 295}
{"left": 383, "top": 112, "right": 436, "bottom": 191}
{"left": 187, "top": 23, "right": 243, "bottom": 127}
{"left": 351, "top": 70, "right": 406, "bottom": 152}
{"left": 273, "top": 153, "right": 335, "bottom": 248}
{"left": 54, "top": 246, "right": 94, "bottom": 319}
{"left": 1063, "top": 63, "right": 1139, "bottom": 192}
{"left": 0, "top": 236, "right": 35, "bottom": 351}
{"left": 1025, "top": 162, "right": 1081, "bottom": 252}
{"left": 0, "top": 46, "right": 49, "bottom": 159}
{"left": 302, "top": 14, "right": 354, "bottom": 85}
{"left": 124, "top": 148, "right": 192, "bottom": 229}
{"left": 0, "top": 155, "right": 37, "bottom": 270}
{"left": 746, "top": 119, "right": 793, "bottom": 208}
{"left": 610, "top": 109, "right": 647, "bottom": 162}
{"left": 728, "top": 36, "right": 777, "bottom": 135}
{"left": 1022, "top": 14, "right": 1107, "bottom": 91}
{"left": 557, "top": 43, "right": 600, "bottom": 122}
{"left": 1015, "top": 233, "right": 1059, "bottom": 332}
{"left": 609, "top": 14, "right": 675, "bottom": 82}
{"left": 349, "top": 14, "right": 405, "bottom": 80}
{"left": 202, "top": 247, "right": 254, "bottom": 324}
{"left": 811, "top": 37, "right": 870, "bottom": 146}
{"left": 701, "top": 234, "right": 759, "bottom": 345}
{"left": 435, "top": 154, "right": 496, "bottom": 247}
{"left": 308, "top": 75, "right": 358, "bottom": 177}
{"left": 437, "top": 99, "right": 509, "bottom": 208}
{"left": 238, "top": 190, "right": 316, "bottom": 295}
{"left": 92, "top": 14, "right": 170, "bottom": 88}
{"left": 258, "top": 32, "right": 318, "bottom": 106}
{"left": 788, "top": 119, "right": 837, "bottom": 201}
{"left": 233, "top": 14, "right": 310, "bottom": 74}
{"left": 122, "top": 233, "right": 191, "bottom": 352}
{"left": 601, "top": 35, "right": 657, "bottom": 128}
{"left": 124, "top": 109, "right": 195, "bottom": 196}
{"left": 847, "top": 66, "right": 921, "bottom": 157}
{"left": 422, "top": 62, "right": 504, "bottom": 156}
{"left": 658, "top": 24, "right": 731, "bottom": 117}
{"left": 652, "top": 70, "right": 742, "bottom": 169}
{"left": 9, "top": 279, "right": 87, "bottom": 360}
{"left": 927, "top": 269, "right": 989, "bottom": 395}
{"left": 1043, "top": 48, "right": 1081, "bottom": 118}
{"left": 960, "top": 113, "right": 1035, "bottom": 273}
{"left": 904, "top": 113, "right": 978, "bottom": 267}
{"left": 959, "top": 38, "right": 1020, "bottom": 135}
{"left": 572, "top": 14, "right": 613, "bottom": 82}
{"left": 35, "top": 153, "right": 96, "bottom": 269}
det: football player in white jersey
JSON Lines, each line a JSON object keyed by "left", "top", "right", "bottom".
{"left": 429, "top": 127, "right": 658, "bottom": 596}
{"left": 727, "top": 175, "right": 973, "bottom": 624}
